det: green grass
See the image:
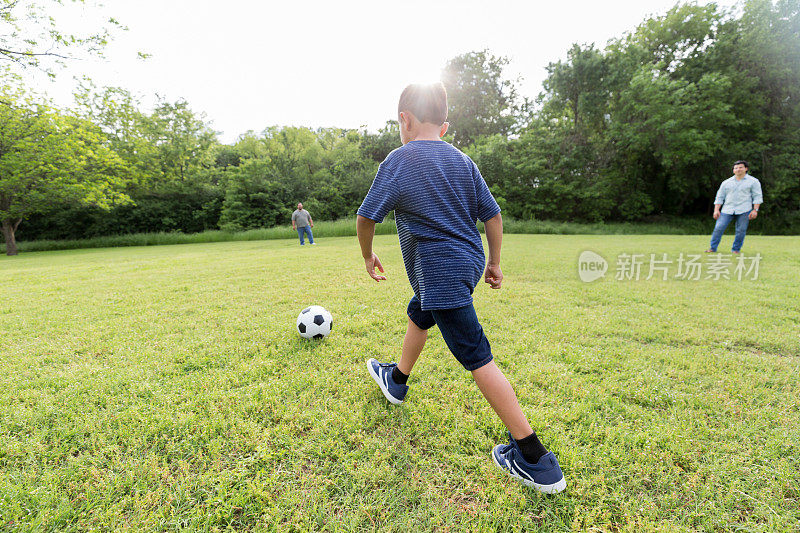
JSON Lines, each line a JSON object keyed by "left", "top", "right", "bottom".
{"left": 1, "top": 234, "right": 798, "bottom": 531}
{"left": 5, "top": 218, "right": 399, "bottom": 254}
{"left": 8, "top": 215, "right": 770, "bottom": 255}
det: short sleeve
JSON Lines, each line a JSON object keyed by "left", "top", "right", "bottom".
{"left": 473, "top": 162, "right": 501, "bottom": 222}
{"left": 357, "top": 161, "right": 399, "bottom": 222}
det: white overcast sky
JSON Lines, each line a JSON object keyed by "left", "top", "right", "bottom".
{"left": 35, "top": 0, "right": 740, "bottom": 143}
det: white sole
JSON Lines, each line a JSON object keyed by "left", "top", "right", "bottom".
{"left": 492, "top": 450, "right": 567, "bottom": 494}
{"left": 366, "top": 358, "right": 403, "bottom": 405}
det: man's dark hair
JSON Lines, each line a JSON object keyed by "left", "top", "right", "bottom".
{"left": 734, "top": 160, "right": 749, "bottom": 169}
{"left": 398, "top": 83, "right": 448, "bottom": 125}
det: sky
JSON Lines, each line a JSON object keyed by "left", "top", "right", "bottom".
{"left": 33, "top": 0, "right": 740, "bottom": 143}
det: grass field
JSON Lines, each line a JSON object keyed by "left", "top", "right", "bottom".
{"left": 6, "top": 215, "right": 747, "bottom": 255}
{"left": 1, "top": 234, "right": 798, "bottom": 531}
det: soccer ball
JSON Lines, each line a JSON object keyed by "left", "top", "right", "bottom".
{"left": 296, "top": 305, "right": 333, "bottom": 339}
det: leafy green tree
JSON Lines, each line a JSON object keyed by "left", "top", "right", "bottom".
{"left": 610, "top": 69, "right": 735, "bottom": 217}
{"left": 68, "top": 86, "right": 224, "bottom": 236}
{"left": 212, "top": 144, "right": 242, "bottom": 170}
{"left": 148, "top": 98, "right": 217, "bottom": 183}
{"left": 77, "top": 87, "right": 218, "bottom": 186}
{"left": 0, "top": 93, "right": 128, "bottom": 254}
{"left": 314, "top": 127, "right": 378, "bottom": 217}
{"left": 359, "top": 121, "right": 399, "bottom": 163}
{"left": 217, "top": 126, "right": 377, "bottom": 230}
{"left": 217, "top": 127, "right": 317, "bottom": 231}
{"left": 74, "top": 84, "right": 162, "bottom": 187}
{"left": 542, "top": 44, "right": 609, "bottom": 130}
{"left": 441, "top": 50, "right": 524, "bottom": 148}
{"left": 0, "top": 0, "right": 124, "bottom": 76}
{"left": 218, "top": 159, "right": 291, "bottom": 231}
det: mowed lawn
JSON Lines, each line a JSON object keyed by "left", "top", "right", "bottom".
{"left": 1, "top": 233, "right": 798, "bottom": 531}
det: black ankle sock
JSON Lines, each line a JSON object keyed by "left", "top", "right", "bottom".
{"left": 391, "top": 367, "right": 408, "bottom": 385}
{"left": 516, "top": 432, "right": 548, "bottom": 464}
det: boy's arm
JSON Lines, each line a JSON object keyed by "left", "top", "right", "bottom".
{"left": 483, "top": 213, "right": 503, "bottom": 289}
{"left": 356, "top": 215, "right": 386, "bottom": 282}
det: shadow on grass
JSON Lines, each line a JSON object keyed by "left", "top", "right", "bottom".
{"left": 288, "top": 335, "right": 329, "bottom": 354}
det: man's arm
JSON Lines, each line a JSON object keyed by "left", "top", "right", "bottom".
{"left": 750, "top": 180, "right": 763, "bottom": 220}
{"left": 713, "top": 182, "right": 727, "bottom": 220}
{"left": 356, "top": 215, "right": 386, "bottom": 282}
{"left": 307, "top": 211, "right": 314, "bottom": 227}
{"left": 483, "top": 213, "right": 503, "bottom": 289}
{"left": 291, "top": 213, "right": 296, "bottom": 230}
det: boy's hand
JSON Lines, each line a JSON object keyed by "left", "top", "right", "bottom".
{"left": 365, "top": 252, "right": 386, "bottom": 282}
{"left": 484, "top": 263, "right": 503, "bottom": 289}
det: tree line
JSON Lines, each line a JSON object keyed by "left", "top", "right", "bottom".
{"left": 2, "top": 0, "right": 798, "bottom": 255}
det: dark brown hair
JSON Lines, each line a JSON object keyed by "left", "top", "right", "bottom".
{"left": 398, "top": 83, "right": 448, "bottom": 125}
{"left": 734, "top": 160, "right": 749, "bottom": 169}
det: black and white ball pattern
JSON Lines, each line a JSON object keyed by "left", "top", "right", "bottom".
{"left": 296, "top": 305, "right": 333, "bottom": 339}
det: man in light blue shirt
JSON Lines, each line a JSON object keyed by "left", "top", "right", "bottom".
{"left": 706, "top": 160, "right": 763, "bottom": 254}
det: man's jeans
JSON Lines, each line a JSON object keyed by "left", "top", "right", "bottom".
{"left": 709, "top": 212, "right": 750, "bottom": 252}
{"left": 297, "top": 226, "right": 314, "bottom": 245}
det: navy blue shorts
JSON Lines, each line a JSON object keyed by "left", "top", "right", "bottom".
{"left": 406, "top": 296, "right": 493, "bottom": 371}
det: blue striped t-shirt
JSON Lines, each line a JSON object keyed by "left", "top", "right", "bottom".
{"left": 357, "top": 140, "right": 501, "bottom": 311}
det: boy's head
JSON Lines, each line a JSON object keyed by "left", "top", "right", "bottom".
{"left": 397, "top": 82, "right": 449, "bottom": 144}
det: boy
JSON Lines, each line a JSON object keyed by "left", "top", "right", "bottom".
{"left": 356, "top": 83, "right": 566, "bottom": 494}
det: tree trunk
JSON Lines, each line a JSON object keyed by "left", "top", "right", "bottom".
{"left": 2, "top": 218, "right": 20, "bottom": 256}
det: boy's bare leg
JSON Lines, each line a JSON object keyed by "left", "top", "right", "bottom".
{"left": 397, "top": 318, "right": 427, "bottom": 375}
{"left": 471, "top": 361, "right": 534, "bottom": 440}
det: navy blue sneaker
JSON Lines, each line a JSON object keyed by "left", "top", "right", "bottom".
{"left": 366, "top": 358, "right": 408, "bottom": 405}
{"left": 492, "top": 432, "right": 566, "bottom": 494}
